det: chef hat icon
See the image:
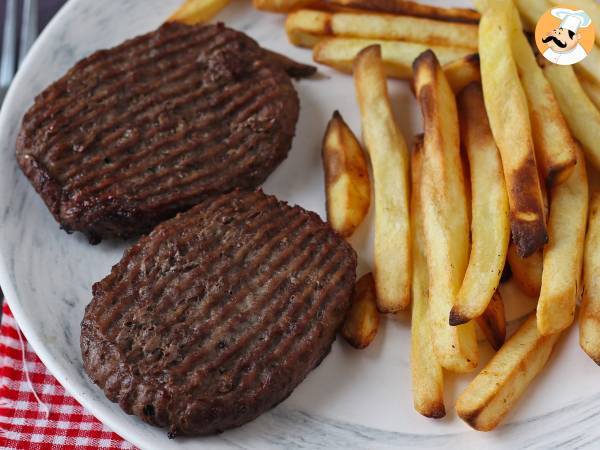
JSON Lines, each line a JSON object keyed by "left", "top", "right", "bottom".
{"left": 551, "top": 8, "right": 592, "bottom": 33}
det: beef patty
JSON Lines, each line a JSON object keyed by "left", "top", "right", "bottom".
{"left": 16, "top": 22, "right": 302, "bottom": 243}
{"left": 80, "top": 190, "right": 357, "bottom": 436}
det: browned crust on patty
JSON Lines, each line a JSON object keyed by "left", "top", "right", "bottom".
{"left": 80, "top": 190, "right": 357, "bottom": 436}
{"left": 16, "top": 23, "right": 300, "bottom": 243}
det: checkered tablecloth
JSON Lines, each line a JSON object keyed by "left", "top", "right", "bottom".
{"left": 0, "top": 302, "right": 135, "bottom": 449}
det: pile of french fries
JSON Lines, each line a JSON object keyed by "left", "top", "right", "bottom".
{"left": 171, "top": 0, "right": 600, "bottom": 433}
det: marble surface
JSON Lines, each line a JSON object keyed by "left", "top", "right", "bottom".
{"left": 0, "top": 0, "right": 600, "bottom": 448}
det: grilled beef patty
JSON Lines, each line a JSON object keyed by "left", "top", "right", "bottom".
{"left": 16, "top": 22, "right": 302, "bottom": 243}
{"left": 80, "top": 190, "right": 357, "bottom": 436}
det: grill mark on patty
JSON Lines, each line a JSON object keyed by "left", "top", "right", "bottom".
{"left": 80, "top": 74, "right": 279, "bottom": 198}
{"left": 81, "top": 190, "right": 356, "bottom": 435}
{"left": 189, "top": 231, "right": 335, "bottom": 390}
{"left": 104, "top": 201, "right": 301, "bottom": 340}
{"left": 17, "top": 23, "right": 299, "bottom": 241}
{"left": 232, "top": 249, "right": 348, "bottom": 394}
{"left": 26, "top": 25, "right": 216, "bottom": 132}
{"left": 172, "top": 226, "right": 329, "bottom": 380}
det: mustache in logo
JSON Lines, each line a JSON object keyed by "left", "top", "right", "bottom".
{"left": 542, "top": 35, "right": 567, "bottom": 48}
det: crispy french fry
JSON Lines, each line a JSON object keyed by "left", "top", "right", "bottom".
{"left": 354, "top": 45, "right": 411, "bottom": 312}
{"left": 322, "top": 111, "right": 371, "bottom": 237}
{"left": 580, "top": 194, "right": 600, "bottom": 364}
{"left": 548, "top": 0, "right": 600, "bottom": 45}
{"left": 578, "top": 75, "right": 600, "bottom": 111}
{"left": 285, "top": 9, "right": 331, "bottom": 47}
{"left": 507, "top": 245, "right": 543, "bottom": 297}
{"left": 168, "top": 0, "right": 231, "bottom": 24}
{"left": 410, "top": 137, "right": 445, "bottom": 418}
{"left": 442, "top": 54, "right": 480, "bottom": 94}
{"left": 253, "top": 0, "right": 318, "bottom": 12}
{"left": 507, "top": 6, "right": 576, "bottom": 186}
{"left": 329, "top": 0, "right": 480, "bottom": 24}
{"left": 576, "top": 48, "right": 600, "bottom": 87}
{"left": 341, "top": 272, "right": 380, "bottom": 348}
{"left": 475, "top": 291, "right": 506, "bottom": 351}
{"left": 537, "top": 147, "right": 588, "bottom": 335}
{"left": 314, "top": 37, "right": 471, "bottom": 79}
{"left": 543, "top": 63, "right": 600, "bottom": 172}
{"left": 479, "top": 2, "right": 547, "bottom": 257}
{"left": 512, "top": 0, "right": 550, "bottom": 31}
{"left": 413, "top": 50, "right": 478, "bottom": 373}
{"left": 456, "top": 313, "right": 561, "bottom": 431}
{"left": 285, "top": 10, "right": 478, "bottom": 49}
{"left": 450, "top": 83, "right": 510, "bottom": 325}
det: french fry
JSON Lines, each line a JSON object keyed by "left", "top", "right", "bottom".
{"left": 442, "top": 54, "right": 480, "bottom": 94}
{"left": 285, "top": 9, "right": 479, "bottom": 49}
{"left": 578, "top": 75, "right": 600, "bottom": 111}
{"left": 543, "top": 63, "right": 600, "bottom": 172}
{"left": 413, "top": 50, "right": 478, "bottom": 373}
{"left": 314, "top": 37, "right": 471, "bottom": 79}
{"left": 576, "top": 49, "right": 600, "bottom": 87}
{"left": 354, "top": 45, "right": 411, "bottom": 312}
{"left": 456, "top": 313, "right": 561, "bottom": 431}
{"left": 341, "top": 272, "right": 380, "bottom": 349}
{"left": 507, "top": 6, "right": 576, "bottom": 186}
{"left": 512, "top": 0, "right": 550, "bottom": 31}
{"left": 329, "top": 0, "right": 480, "bottom": 24}
{"left": 285, "top": 9, "right": 331, "bottom": 47}
{"left": 548, "top": 0, "right": 600, "bottom": 45}
{"left": 168, "top": 0, "right": 231, "bottom": 24}
{"left": 537, "top": 147, "right": 588, "bottom": 335}
{"left": 253, "top": 0, "right": 319, "bottom": 12}
{"left": 322, "top": 111, "right": 371, "bottom": 237}
{"left": 507, "top": 245, "right": 543, "bottom": 297}
{"left": 410, "top": 137, "right": 445, "bottom": 418}
{"left": 475, "top": 291, "right": 506, "bottom": 351}
{"left": 580, "top": 194, "right": 600, "bottom": 364}
{"left": 479, "top": 2, "right": 547, "bottom": 257}
{"left": 450, "top": 83, "right": 510, "bottom": 325}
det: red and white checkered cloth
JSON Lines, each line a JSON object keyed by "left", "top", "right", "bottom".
{"left": 0, "top": 302, "right": 136, "bottom": 449}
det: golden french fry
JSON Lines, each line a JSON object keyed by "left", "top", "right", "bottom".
{"left": 475, "top": 291, "right": 506, "bottom": 351}
{"left": 580, "top": 194, "right": 600, "bottom": 364}
{"left": 410, "top": 137, "right": 445, "bottom": 418}
{"left": 450, "top": 83, "right": 510, "bottom": 325}
{"left": 479, "top": 2, "right": 547, "bottom": 257}
{"left": 354, "top": 45, "right": 411, "bottom": 312}
{"left": 575, "top": 48, "right": 600, "bottom": 87}
{"left": 168, "top": 0, "right": 231, "bottom": 24}
{"left": 456, "top": 313, "right": 561, "bottom": 431}
{"left": 537, "top": 147, "right": 588, "bottom": 335}
{"left": 442, "top": 54, "right": 480, "bottom": 94}
{"left": 549, "top": 0, "right": 600, "bottom": 45}
{"left": 322, "top": 111, "right": 371, "bottom": 237}
{"left": 314, "top": 37, "right": 471, "bottom": 79}
{"left": 512, "top": 0, "right": 550, "bottom": 31}
{"left": 329, "top": 0, "right": 480, "bottom": 23}
{"left": 578, "top": 75, "right": 600, "bottom": 111}
{"left": 507, "top": 245, "right": 543, "bottom": 298}
{"left": 285, "top": 9, "right": 331, "bottom": 47}
{"left": 341, "top": 272, "right": 380, "bottom": 348}
{"left": 507, "top": 7, "right": 576, "bottom": 186}
{"left": 543, "top": 63, "right": 600, "bottom": 172}
{"left": 285, "top": 10, "right": 478, "bottom": 49}
{"left": 413, "top": 50, "right": 478, "bottom": 373}
{"left": 253, "top": 0, "right": 319, "bottom": 12}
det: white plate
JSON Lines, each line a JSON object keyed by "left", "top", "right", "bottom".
{"left": 1, "top": 0, "right": 599, "bottom": 448}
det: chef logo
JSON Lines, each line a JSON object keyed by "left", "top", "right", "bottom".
{"left": 535, "top": 6, "right": 595, "bottom": 65}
